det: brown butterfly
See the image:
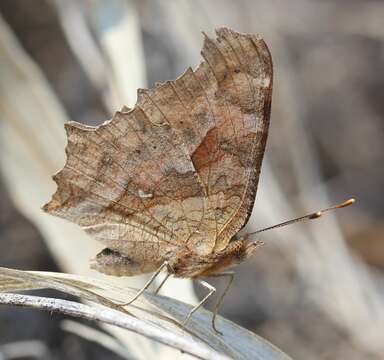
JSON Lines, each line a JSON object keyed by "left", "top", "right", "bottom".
{"left": 43, "top": 28, "right": 354, "bottom": 334}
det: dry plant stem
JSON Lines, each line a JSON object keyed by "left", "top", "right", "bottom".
{"left": 0, "top": 267, "right": 129, "bottom": 315}
{"left": 0, "top": 293, "right": 229, "bottom": 360}
{"left": 61, "top": 320, "right": 133, "bottom": 359}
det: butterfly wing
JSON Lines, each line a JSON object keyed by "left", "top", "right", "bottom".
{"left": 43, "top": 28, "right": 272, "bottom": 275}
{"left": 139, "top": 28, "right": 273, "bottom": 252}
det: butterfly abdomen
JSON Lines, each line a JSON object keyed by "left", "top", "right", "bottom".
{"left": 90, "top": 248, "right": 163, "bottom": 276}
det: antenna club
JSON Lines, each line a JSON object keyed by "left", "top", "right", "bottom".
{"left": 309, "top": 211, "right": 322, "bottom": 219}
{"left": 339, "top": 198, "right": 356, "bottom": 208}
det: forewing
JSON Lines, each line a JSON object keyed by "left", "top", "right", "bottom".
{"left": 140, "top": 28, "right": 273, "bottom": 251}
{"left": 44, "top": 28, "right": 273, "bottom": 273}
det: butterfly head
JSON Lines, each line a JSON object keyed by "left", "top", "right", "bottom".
{"left": 243, "top": 237, "right": 265, "bottom": 258}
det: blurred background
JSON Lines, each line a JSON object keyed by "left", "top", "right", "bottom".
{"left": 1, "top": 0, "right": 383, "bottom": 359}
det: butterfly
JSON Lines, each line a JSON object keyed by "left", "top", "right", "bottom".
{"left": 43, "top": 27, "right": 353, "bottom": 334}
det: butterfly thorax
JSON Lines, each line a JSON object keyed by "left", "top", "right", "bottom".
{"left": 169, "top": 237, "right": 262, "bottom": 278}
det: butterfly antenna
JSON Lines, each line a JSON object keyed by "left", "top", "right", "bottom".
{"left": 248, "top": 198, "right": 355, "bottom": 236}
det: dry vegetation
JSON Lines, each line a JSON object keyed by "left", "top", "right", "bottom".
{"left": 1, "top": 1, "right": 383, "bottom": 359}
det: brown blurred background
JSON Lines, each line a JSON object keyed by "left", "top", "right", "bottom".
{"left": 1, "top": 1, "right": 383, "bottom": 359}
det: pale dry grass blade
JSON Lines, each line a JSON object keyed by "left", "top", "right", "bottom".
{"left": 84, "top": 0, "right": 147, "bottom": 109}
{"left": 0, "top": 293, "right": 228, "bottom": 360}
{"left": 0, "top": 267, "right": 292, "bottom": 360}
{"left": 0, "top": 340, "right": 50, "bottom": 360}
{"left": 0, "top": 13, "right": 101, "bottom": 275}
{"left": 259, "top": 28, "right": 384, "bottom": 354}
{"left": 61, "top": 320, "right": 133, "bottom": 360}
{"left": 52, "top": 0, "right": 120, "bottom": 111}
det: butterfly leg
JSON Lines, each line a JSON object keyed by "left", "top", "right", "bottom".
{"left": 182, "top": 280, "right": 216, "bottom": 328}
{"left": 208, "top": 271, "right": 235, "bottom": 335}
{"left": 154, "top": 272, "right": 171, "bottom": 294}
{"left": 121, "top": 261, "right": 173, "bottom": 306}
